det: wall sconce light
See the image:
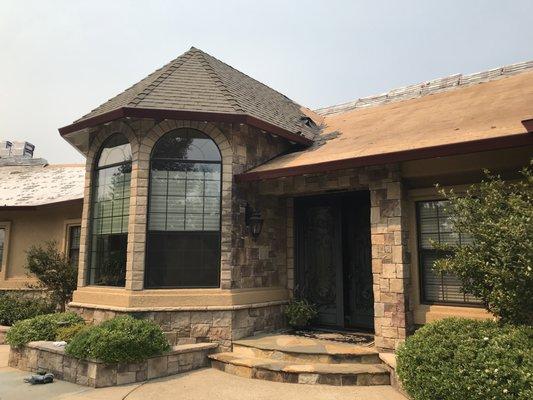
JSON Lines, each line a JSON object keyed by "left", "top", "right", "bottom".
{"left": 245, "top": 203, "right": 264, "bottom": 240}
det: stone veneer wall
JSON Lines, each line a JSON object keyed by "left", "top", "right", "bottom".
{"left": 249, "top": 164, "right": 413, "bottom": 350}
{"left": 69, "top": 303, "right": 285, "bottom": 352}
{"left": 9, "top": 341, "right": 216, "bottom": 388}
{"left": 77, "top": 118, "right": 292, "bottom": 292}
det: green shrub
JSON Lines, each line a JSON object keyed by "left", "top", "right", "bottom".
{"left": 284, "top": 299, "right": 318, "bottom": 328}
{"left": 0, "top": 294, "right": 54, "bottom": 326}
{"left": 433, "top": 165, "right": 533, "bottom": 325}
{"left": 396, "top": 318, "right": 533, "bottom": 400}
{"left": 56, "top": 322, "right": 87, "bottom": 342}
{"left": 6, "top": 312, "right": 84, "bottom": 347}
{"left": 66, "top": 316, "right": 170, "bottom": 363}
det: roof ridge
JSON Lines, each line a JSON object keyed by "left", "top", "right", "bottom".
{"left": 129, "top": 49, "right": 196, "bottom": 106}
{"left": 193, "top": 48, "right": 245, "bottom": 113}
{"left": 197, "top": 48, "right": 299, "bottom": 105}
{"left": 315, "top": 60, "right": 533, "bottom": 116}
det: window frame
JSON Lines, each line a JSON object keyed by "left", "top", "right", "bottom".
{"left": 87, "top": 133, "right": 132, "bottom": 287}
{"left": 415, "top": 199, "right": 482, "bottom": 307}
{"left": 65, "top": 223, "right": 82, "bottom": 268}
{"left": 144, "top": 128, "right": 223, "bottom": 289}
{"left": 0, "top": 221, "right": 11, "bottom": 279}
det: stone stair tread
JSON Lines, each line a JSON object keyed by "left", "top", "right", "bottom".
{"left": 209, "top": 352, "right": 388, "bottom": 375}
{"left": 233, "top": 334, "right": 377, "bottom": 356}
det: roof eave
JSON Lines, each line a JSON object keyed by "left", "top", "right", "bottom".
{"left": 0, "top": 198, "right": 83, "bottom": 210}
{"left": 236, "top": 130, "right": 533, "bottom": 182}
{"left": 58, "top": 107, "right": 314, "bottom": 146}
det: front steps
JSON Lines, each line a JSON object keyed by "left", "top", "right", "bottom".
{"left": 209, "top": 334, "right": 391, "bottom": 386}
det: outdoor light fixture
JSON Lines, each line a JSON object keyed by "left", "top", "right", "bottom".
{"left": 245, "top": 203, "right": 264, "bottom": 240}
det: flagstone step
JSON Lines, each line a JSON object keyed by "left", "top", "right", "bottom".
{"left": 232, "top": 334, "right": 380, "bottom": 364}
{"left": 209, "top": 352, "right": 390, "bottom": 386}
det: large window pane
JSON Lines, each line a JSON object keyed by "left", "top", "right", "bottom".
{"left": 417, "top": 200, "right": 481, "bottom": 305}
{"left": 146, "top": 128, "right": 221, "bottom": 288}
{"left": 89, "top": 134, "right": 131, "bottom": 286}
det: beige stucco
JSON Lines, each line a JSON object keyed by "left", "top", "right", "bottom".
{"left": 0, "top": 201, "right": 82, "bottom": 289}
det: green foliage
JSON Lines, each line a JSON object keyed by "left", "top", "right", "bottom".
{"left": 6, "top": 312, "right": 84, "bottom": 347}
{"left": 284, "top": 299, "right": 318, "bottom": 328}
{"left": 433, "top": 165, "right": 533, "bottom": 325}
{"left": 65, "top": 316, "right": 170, "bottom": 363}
{"left": 396, "top": 318, "right": 533, "bottom": 400}
{"left": 25, "top": 241, "right": 77, "bottom": 312}
{"left": 55, "top": 322, "right": 87, "bottom": 342}
{"left": 0, "top": 294, "right": 54, "bottom": 326}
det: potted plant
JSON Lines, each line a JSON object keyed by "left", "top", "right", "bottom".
{"left": 284, "top": 299, "right": 318, "bottom": 329}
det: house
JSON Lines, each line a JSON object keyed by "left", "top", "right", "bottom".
{"left": 56, "top": 47, "right": 532, "bottom": 353}
{"left": 0, "top": 141, "right": 84, "bottom": 292}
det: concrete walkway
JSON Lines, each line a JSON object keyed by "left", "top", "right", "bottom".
{"left": 0, "top": 345, "right": 407, "bottom": 400}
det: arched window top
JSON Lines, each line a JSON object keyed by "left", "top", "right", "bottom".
{"left": 97, "top": 133, "right": 132, "bottom": 168}
{"left": 152, "top": 128, "right": 221, "bottom": 162}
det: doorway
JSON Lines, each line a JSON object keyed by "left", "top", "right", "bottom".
{"left": 295, "top": 191, "right": 374, "bottom": 331}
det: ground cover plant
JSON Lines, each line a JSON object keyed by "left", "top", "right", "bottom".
{"left": 396, "top": 318, "right": 533, "bottom": 400}
{"left": 66, "top": 315, "right": 170, "bottom": 363}
{"left": 6, "top": 312, "right": 84, "bottom": 347}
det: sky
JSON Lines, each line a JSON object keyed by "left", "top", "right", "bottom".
{"left": 1, "top": 0, "right": 532, "bottom": 164}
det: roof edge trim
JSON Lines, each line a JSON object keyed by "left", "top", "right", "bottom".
{"left": 0, "top": 198, "right": 83, "bottom": 210}
{"left": 236, "top": 132, "right": 533, "bottom": 182}
{"left": 59, "top": 107, "right": 313, "bottom": 146}
{"left": 522, "top": 119, "right": 533, "bottom": 133}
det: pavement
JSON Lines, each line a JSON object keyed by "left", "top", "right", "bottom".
{"left": 0, "top": 345, "right": 407, "bottom": 400}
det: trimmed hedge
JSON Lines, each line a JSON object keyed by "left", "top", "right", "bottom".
{"left": 396, "top": 318, "right": 533, "bottom": 400}
{"left": 6, "top": 312, "right": 84, "bottom": 347}
{"left": 65, "top": 316, "right": 170, "bottom": 363}
{"left": 56, "top": 323, "right": 87, "bottom": 342}
{"left": 0, "top": 294, "right": 54, "bottom": 326}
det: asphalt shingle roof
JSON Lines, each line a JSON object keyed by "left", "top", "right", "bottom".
{"left": 75, "top": 47, "right": 318, "bottom": 141}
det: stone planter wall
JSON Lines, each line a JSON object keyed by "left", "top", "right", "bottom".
{"left": 0, "top": 325, "right": 9, "bottom": 344}
{"left": 69, "top": 303, "right": 286, "bottom": 352}
{"left": 9, "top": 341, "right": 217, "bottom": 388}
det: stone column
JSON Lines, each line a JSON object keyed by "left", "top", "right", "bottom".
{"left": 369, "top": 165, "right": 412, "bottom": 350}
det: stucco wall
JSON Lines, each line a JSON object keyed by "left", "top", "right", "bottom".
{"left": 0, "top": 201, "right": 82, "bottom": 289}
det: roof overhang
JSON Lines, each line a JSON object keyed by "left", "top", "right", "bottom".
{"left": 236, "top": 130, "right": 533, "bottom": 182}
{"left": 59, "top": 107, "right": 313, "bottom": 146}
{"left": 0, "top": 198, "right": 83, "bottom": 210}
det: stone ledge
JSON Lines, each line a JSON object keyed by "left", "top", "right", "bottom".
{"left": 379, "top": 352, "right": 408, "bottom": 397}
{"left": 9, "top": 341, "right": 217, "bottom": 388}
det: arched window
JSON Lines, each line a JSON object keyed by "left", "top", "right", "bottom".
{"left": 146, "top": 128, "right": 222, "bottom": 288}
{"left": 89, "top": 133, "right": 132, "bottom": 286}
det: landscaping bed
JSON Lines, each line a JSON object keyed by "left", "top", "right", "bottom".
{"left": 9, "top": 340, "right": 217, "bottom": 387}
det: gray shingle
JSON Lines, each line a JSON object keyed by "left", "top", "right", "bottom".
{"left": 75, "top": 48, "right": 318, "bottom": 141}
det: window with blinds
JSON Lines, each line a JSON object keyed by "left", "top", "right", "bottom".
{"left": 145, "top": 128, "right": 221, "bottom": 289}
{"left": 0, "top": 227, "right": 5, "bottom": 271}
{"left": 88, "top": 133, "right": 131, "bottom": 287}
{"left": 417, "top": 200, "right": 481, "bottom": 305}
{"left": 68, "top": 225, "right": 81, "bottom": 268}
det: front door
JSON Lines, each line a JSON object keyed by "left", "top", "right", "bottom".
{"left": 295, "top": 196, "right": 344, "bottom": 326}
{"left": 295, "top": 192, "right": 374, "bottom": 330}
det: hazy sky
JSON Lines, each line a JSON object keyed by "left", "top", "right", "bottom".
{"left": 1, "top": 0, "right": 532, "bottom": 163}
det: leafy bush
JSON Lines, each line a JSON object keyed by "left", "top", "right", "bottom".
{"left": 284, "top": 299, "right": 318, "bottom": 328}
{"left": 433, "top": 165, "right": 533, "bottom": 325}
{"left": 66, "top": 316, "right": 170, "bottom": 363}
{"left": 396, "top": 318, "right": 533, "bottom": 400}
{"left": 25, "top": 241, "right": 77, "bottom": 312}
{"left": 0, "top": 294, "right": 54, "bottom": 326}
{"left": 6, "top": 312, "right": 84, "bottom": 347}
{"left": 56, "top": 322, "right": 87, "bottom": 342}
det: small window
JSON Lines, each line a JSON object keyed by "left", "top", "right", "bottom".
{"left": 68, "top": 225, "right": 81, "bottom": 268}
{"left": 0, "top": 226, "right": 6, "bottom": 271}
{"left": 416, "top": 200, "right": 481, "bottom": 305}
{"left": 88, "top": 134, "right": 132, "bottom": 286}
